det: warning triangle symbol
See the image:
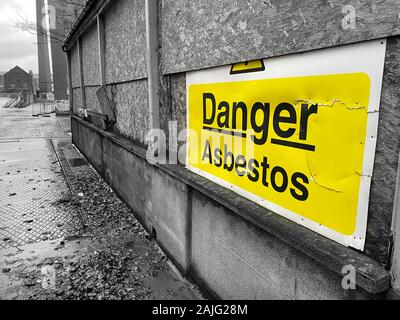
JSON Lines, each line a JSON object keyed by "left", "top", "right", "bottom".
{"left": 230, "top": 59, "right": 265, "bottom": 75}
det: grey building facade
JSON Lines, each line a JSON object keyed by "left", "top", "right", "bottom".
{"left": 63, "top": 0, "right": 400, "bottom": 299}
{"left": 36, "top": 0, "right": 52, "bottom": 95}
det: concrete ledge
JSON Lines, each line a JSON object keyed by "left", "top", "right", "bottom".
{"left": 71, "top": 115, "right": 391, "bottom": 295}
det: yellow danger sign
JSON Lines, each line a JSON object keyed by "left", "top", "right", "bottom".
{"left": 188, "top": 72, "right": 370, "bottom": 235}
{"left": 186, "top": 40, "right": 386, "bottom": 249}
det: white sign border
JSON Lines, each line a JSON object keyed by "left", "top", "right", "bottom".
{"left": 186, "top": 39, "right": 387, "bottom": 250}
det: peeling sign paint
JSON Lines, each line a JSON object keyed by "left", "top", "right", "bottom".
{"left": 306, "top": 158, "right": 343, "bottom": 194}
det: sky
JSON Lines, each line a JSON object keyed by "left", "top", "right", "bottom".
{"left": 0, "top": 0, "right": 38, "bottom": 73}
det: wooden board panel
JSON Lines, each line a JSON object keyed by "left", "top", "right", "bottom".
{"left": 161, "top": 0, "right": 400, "bottom": 74}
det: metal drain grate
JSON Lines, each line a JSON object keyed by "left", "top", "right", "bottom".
{"left": 0, "top": 140, "right": 81, "bottom": 249}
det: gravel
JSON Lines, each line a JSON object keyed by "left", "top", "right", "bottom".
{"left": 17, "top": 162, "right": 200, "bottom": 300}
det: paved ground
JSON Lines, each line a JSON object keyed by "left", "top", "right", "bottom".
{"left": 0, "top": 105, "right": 203, "bottom": 300}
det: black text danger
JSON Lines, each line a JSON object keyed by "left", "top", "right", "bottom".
{"left": 202, "top": 93, "right": 318, "bottom": 151}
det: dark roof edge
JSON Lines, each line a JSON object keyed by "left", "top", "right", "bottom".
{"left": 62, "top": 0, "right": 107, "bottom": 51}
{"left": 4, "top": 66, "right": 30, "bottom": 77}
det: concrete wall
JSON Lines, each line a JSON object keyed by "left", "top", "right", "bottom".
{"left": 72, "top": 116, "right": 383, "bottom": 299}
{"left": 190, "top": 190, "right": 357, "bottom": 300}
{"left": 66, "top": 0, "right": 400, "bottom": 299}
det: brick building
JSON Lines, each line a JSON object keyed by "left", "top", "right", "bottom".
{"left": 3, "top": 66, "right": 34, "bottom": 94}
